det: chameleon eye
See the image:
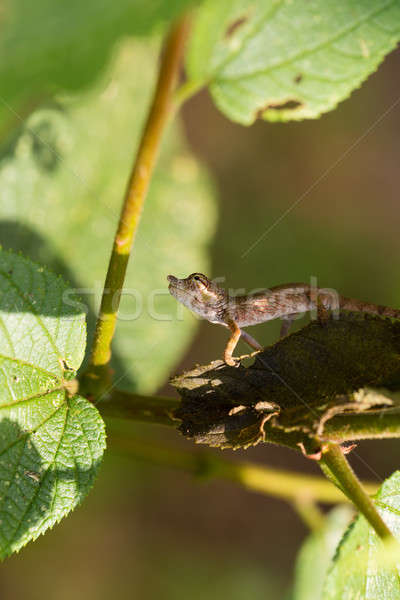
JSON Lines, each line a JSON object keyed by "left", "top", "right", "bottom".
{"left": 193, "top": 275, "right": 206, "bottom": 286}
{"left": 191, "top": 273, "right": 208, "bottom": 287}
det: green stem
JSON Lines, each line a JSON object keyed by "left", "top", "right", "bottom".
{"left": 320, "top": 443, "right": 394, "bottom": 541}
{"left": 82, "top": 15, "right": 191, "bottom": 395}
{"left": 174, "top": 79, "right": 204, "bottom": 108}
{"left": 96, "top": 388, "right": 400, "bottom": 446}
{"left": 322, "top": 406, "right": 400, "bottom": 441}
{"left": 99, "top": 390, "right": 180, "bottom": 427}
{"left": 292, "top": 498, "right": 326, "bottom": 531}
{"left": 109, "top": 434, "right": 377, "bottom": 505}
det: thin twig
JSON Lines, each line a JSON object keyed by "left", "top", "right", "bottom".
{"left": 97, "top": 388, "right": 400, "bottom": 447}
{"left": 292, "top": 497, "right": 327, "bottom": 531}
{"left": 109, "top": 434, "right": 377, "bottom": 505}
{"left": 174, "top": 78, "right": 204, "bottom": 108}
{"left": 320, "top": 443, "right": 394, "bottom": 541}
{"left": 322, "top": 406, "right": 400, "bottom": 441}
{"left": 83, "top": 15, "right": 191, "bottom": 394}
{"left": 99, "top": 389, "right": 180, "bottom": 427}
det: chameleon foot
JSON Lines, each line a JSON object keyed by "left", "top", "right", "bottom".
{"left": 224, "top": 354, "right": 240, "bottom": 367}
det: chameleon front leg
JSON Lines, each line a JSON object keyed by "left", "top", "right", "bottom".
{"left": 221, "top": 324, "right": 262, "bottom": 364}
{"left": 224, "top": 320, "right": 242, "bottom": 366}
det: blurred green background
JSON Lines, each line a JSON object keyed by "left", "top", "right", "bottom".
{"left": 1, "top": 5, "right": 400, "bottom": 598}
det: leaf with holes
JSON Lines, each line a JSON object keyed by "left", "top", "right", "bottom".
{"left": 187, "top": 0, "right": 400, "bottom": 124}
{"left": 0, "top": 250, "right": 106, "bottom": 559}
{"left": 323, "top": 471, "right": 400, "bottom": 599}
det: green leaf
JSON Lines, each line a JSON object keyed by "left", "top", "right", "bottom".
{"left": 292, "top": 506, "right": 354, "bottom": 600}
{"left": 0, "top": 250, "right": 106, "bottom": 558}
{"left": 323, "top": 471, "right": 400, "bottom": 599}
{"left": 0, "top": 0, "right": 194, "bottom": 127}
{"left": 0, "top": 40, "right": 217, "bottom": 394}
{"left": 187, "top": 0, "right": 400, "bottom": 124}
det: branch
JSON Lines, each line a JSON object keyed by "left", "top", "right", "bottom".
{"left": 291, "top": 497, "right": 327, "bottom": 531}
{"left": 99, "top": 389, "right": 180, "bottom": 427}
{"left": 320, "top": 443, "right": 395, "bottom": 541}
{"left": 174, "top": 79, "right": 204, "bottom": 108}
{"left": 108, "top": 433, "right": 377, "bottom": 505}
{"left": 82, "top": 15, "right": 190, "bottom": 395}
{"left": 322, "top": 404, "right": 400, "bottom": 441}
{"left": 96, "top": 386, "right": 400, "bottom": 448}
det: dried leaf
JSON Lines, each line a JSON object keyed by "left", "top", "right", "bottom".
{"left": 172, "top": 315, "right": 400, "bottom": 449}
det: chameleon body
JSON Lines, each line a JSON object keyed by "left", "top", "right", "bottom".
{"left": 167, "top": 273, "right": 400, "bottom": 366}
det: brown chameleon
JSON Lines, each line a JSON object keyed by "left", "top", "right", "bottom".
{"left": 167, "top": 273, "right": 400, "bottom": 366}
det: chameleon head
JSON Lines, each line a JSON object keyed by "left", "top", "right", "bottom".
{"left": 167, "top": 273, "right": 225, "bottom": 321}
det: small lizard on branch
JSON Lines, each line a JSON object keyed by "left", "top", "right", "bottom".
{"left": 167, "top": 273, "right": 400, "bottom": 366}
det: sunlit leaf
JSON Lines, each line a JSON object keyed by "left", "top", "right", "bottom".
{"left": 0, "top": 250, "right": 106, "bottom": 558}
{"left": 187, "top": 0, "right": 400, "bottom": 124}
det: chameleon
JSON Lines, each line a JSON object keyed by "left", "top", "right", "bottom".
{"left": 167, "top": 272, "right": 400, "bottom": 366}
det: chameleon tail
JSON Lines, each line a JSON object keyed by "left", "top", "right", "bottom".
{"left": 339, "top": 296, "right": 400, "bottom": 320}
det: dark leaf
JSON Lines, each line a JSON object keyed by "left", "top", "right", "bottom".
{"left": 172, "top": 315, "right": 400, "bottom": 449}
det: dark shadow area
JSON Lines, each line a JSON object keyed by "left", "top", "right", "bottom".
{"left": 174, "top": 315, "right": 400, "bottom": 449}
{"left": 0, "top": 100, "right": 65, "bottom": 172}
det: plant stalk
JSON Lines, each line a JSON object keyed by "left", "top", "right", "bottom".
{"left": 109, "top": 434, "right": 377, "bottom": 505}
{"left": 83, "top": 16, "right": 190, "bottom": 395}
{"left": 174, "top": 78, "right": 204, "bottom": 108}
{"left": 320, "top": 443, "right": 394, "bottom": 540}
{"left": 97, "top": 388, "right": 400, "bottom": 445}
{"left": 99, "top": 389, "right": 180, "bottom": 426}
{"left": 292, "top": 497, "right": 327, "bottom": 531}
{"left": 322, "top": 406, "right": 400, "bottom": 441}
